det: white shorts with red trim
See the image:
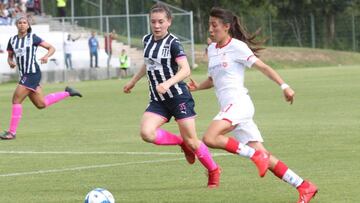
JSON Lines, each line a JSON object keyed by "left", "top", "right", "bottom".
{"left": 213, "top": 95, "right": 263, "bottom": 144}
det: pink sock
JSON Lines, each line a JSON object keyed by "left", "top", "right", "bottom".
{"left": 9, "top": 104, "right": 22, "bottom": 134}
{"left": 154, "top": 128, "right": 183, "bottom": 145}
{"left": 195, "top": 142, "right": 218, "bottom": 171}
{"left": 44, "top": 92, "right": 70, "bottom": 107}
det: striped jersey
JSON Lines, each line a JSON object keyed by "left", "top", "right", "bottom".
{"left": 142, "top": 33, "right": 188, "bottom": 101}
{"left": 7, "top": 33, "right": 43, "bottom": 76}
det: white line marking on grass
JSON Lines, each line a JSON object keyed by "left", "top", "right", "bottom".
{"left": 0, "top": 153, "right": 231, "bottom": 178}
{"left": 0, "top": 158, "right": 185, "bottom": 177}
{"left": 0, "top": 151, "right": 230, "bottom": 156}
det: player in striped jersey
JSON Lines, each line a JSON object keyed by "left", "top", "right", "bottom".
{"left": 123, "top": 3, "right": 221, "bottom": 188}
{"left": 188, "top": 7, "right": 318, "bottom": 202}
{"left": 0, "top": 15, "right": 82, "bottom": 140}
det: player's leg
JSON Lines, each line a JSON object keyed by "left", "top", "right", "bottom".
{"left": 0, "top": 85, "right": 31, "bottom": 139}
{"left": 29, "top": 86, "right": 81, "bottom": 109}
{"left": 248, "top": 141, "right": 318, "bottom": 203}
{"left": 177, "top": 118, "right": 220, "bottom": 188}
{"left": 202, "top": 120, "right": 270, "bottom": 177}
{"left": 140, "top": 112, "right": 174, "bottom": 143}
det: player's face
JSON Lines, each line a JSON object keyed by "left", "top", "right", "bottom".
{"left": 208, "top": 16, "right": 230, "bottom": 43}
{"left": 16, "top": 18, "right": 29, "bottom": 35}
{"left": 150, "top": 11, "right": 171, "bottom": 40}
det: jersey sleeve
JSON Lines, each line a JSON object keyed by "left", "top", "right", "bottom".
{"left": 234, "top": 42, "right": 258, "bottom": 68}
{"left": 170, "top": 39, "right": 186, "bottom": 59}
{"left": 142, "top": 34, "right": 151, "bottom": 49}
{"left": 32, "top": 34, "right": 43, "bottom": 46}
{"left": 7, "top": 38, "right": 13, "bottom": 52}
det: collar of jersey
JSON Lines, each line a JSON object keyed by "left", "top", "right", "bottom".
{"left": 152, "top": 32, "right": 170, "bottom": 42}
{"left": 216, "top": 37, "right": 232, "bottom": 49}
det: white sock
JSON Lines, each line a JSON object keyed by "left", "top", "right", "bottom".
{"left": 237, "top": 143, "right": 255, "bottom": 158}
{"left": 282, "top": 169, "right": 304, "bottom": 188}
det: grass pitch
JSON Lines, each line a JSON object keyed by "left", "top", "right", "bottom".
{"left": 0, "top": 65, "right": 359, "bottom": 202}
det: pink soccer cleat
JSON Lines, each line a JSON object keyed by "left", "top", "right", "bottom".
{"left": 250, "top": 150, "right": 270, "bottom": 177}
{"left": 297, "top": 180, "right": 318, "bottom": 203}
{"left": 180, "top": 143, "right": 195, "bottom": 164}
{"left": 207, "top": 167, "right": 221, "bottom": 188}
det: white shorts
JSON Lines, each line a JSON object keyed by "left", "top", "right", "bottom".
{"left": 213, "top": 95, "right": 264, "bottom": 144}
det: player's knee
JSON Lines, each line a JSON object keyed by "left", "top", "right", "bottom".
{"left": 202, "top": 136, "right": 216, "bottom": 148}
{"left": 140, "top": 129, "right": 155, "bottom": 143}
{"left": 35, "top": 102, "right": 46, "bottom": 109}
{"left": 183, "top": 138, "right": 198, "bottom": 151}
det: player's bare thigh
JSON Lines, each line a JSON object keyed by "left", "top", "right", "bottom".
{"left": 140, "top": 112, "right": 167, "bottom": 143}
{"left": 12, "top": 85, "right": 32, "bottom": 104}
{"left": 202, "top": 120, "right": 236, "bottom": 149}
{"left": 28, "top": 86, "right": 46, "bottom": 109}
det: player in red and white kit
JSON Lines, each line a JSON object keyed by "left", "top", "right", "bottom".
{"left": 188, "top": 7, "right": 318, "bottom": 203}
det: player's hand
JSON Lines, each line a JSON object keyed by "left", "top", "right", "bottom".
{"left": 40, "top": 56, "right": 49, "bottom": 64}
{"left": 156, "top": 82, "right": 170, "bottom": 94}
{"left": 283, "top": 87, "right": 295, "bottom": 104}
{"left": 187, "top": 78, "right": 198, "bottom": 91}
{"left": 9, "top": 61, "right": 16, "bottom": 69}
{"left": 123, "top": 81, "right": 135, "bottom": 93}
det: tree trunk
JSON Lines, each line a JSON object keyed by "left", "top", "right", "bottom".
{"left": 196, "top": 6, "right": 204, "bottom": 43}
{"left": 325, "top": 13, "right": 336, "bottom": 47}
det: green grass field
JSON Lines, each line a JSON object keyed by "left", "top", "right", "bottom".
{"left": 0, "top": 65, "right": 359, "bottom": 202}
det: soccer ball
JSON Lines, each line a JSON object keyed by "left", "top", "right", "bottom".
{"left": 84, "top": 188, "right": 115, "bottom": 203}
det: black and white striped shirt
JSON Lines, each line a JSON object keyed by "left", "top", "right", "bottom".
{"left": 7, "top": 33, "right": 43, "bottom": 76}
{"left": 143, "top": 33, "right": 188, "bottom": 101}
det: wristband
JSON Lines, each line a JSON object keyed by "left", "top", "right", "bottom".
{"left": 280, "top": 83, "right": 290, "bottom": 90}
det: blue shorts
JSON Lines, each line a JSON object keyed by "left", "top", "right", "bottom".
{"left": 18, "top": 73, "right": 41, "bottom": 91}
{"left": 145, "top": 93, "right": 196, "bottom": 122}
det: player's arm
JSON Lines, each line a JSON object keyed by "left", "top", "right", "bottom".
{"left": 187, "top": 77, "right": 213, "bottom": 91}
{"left": 252, "top": 59, "right": 295, "bottom": 104}
{"left": 39, "top": 41, "right": 55, "bottom": 64}
{"left": 7, "top": 51, "right": 16, "bottom": 69}
{"left": 123, "top": 64, "right": 146, "bottom": 93}
{"left": 156, "top": 57, "right": 191, "bottom": 94}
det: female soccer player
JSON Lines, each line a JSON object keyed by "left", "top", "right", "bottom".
{"left": 188, "top": 7, "right": 318, "bottom": 202}
{"left": 0, "top": 15, "right": 82, "bottom": 140}
{"left": 123, "top": 3, "right": 220, "bottom": 188}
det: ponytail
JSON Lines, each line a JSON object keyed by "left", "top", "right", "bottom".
{"left": 210, "top": 7, "right": 264, "bottom": 57}
{"left": 230, "top": 15, "right": 264, "bottom": 56}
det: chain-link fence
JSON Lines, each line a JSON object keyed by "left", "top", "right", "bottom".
{"left": 244, "top": 12, "right": 359, "bottom": 52}
{"left": 43, "top": 0, "right": 195, "bottom": 67}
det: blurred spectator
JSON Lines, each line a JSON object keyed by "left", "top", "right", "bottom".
{"left": 64, "top": 33, "right": 80, "bottom": 69}
{"left": 88, "top": 31, "right": 99, "bottom": 68}
{"left": 119, "top": 49, "right": 129, "bottom": 78}
{"left": 0, "top": 2, "right": 9, "bottom": 25}
{"left": 104, "top": 29, "right": 117, "bottom": 67}
{"left": 56, "top": 0, "right": 66, "bottom": 17}
{"left": 26, "top": 0, "right": 41, "bottom": 15}
{"left": 19, "top": 0, "right": 27, "bottom": 13}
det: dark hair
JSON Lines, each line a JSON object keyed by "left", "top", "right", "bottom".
{"left": 210, "top": 7, "right": 264, "bottom": 56}
{"left": 150, "top": 3, "right": 172, "bottom": 20}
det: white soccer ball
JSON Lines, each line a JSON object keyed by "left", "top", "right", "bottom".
{"left": 84, "top": 188, "right": 115, "bottom": 203}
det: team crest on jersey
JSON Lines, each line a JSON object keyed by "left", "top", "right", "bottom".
{"left": 162, "top": 44, "right": 170, "bottom": 57}
{"left": 221, "top": 53, "right": 228, "bottom": 68}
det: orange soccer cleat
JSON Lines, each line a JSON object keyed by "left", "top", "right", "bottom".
{"left": 250, "top": 150, "right": 270, "bottom": 177}
{"left": 180, "top": 143, "right": 196, "bottom": 164}
{"left": 207, "top": 167, "right": 221, "bottom": 188}
{"left": 297, "top": 180, "right": 318, "bottom": 203}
